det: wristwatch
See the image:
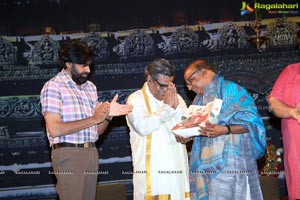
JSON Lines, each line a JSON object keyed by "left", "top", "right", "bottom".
{"left": 105, "top": 116, "right": 113, "bottom": 122}
{"left": 225, "top": 125, "right": 231, "bottom": 134}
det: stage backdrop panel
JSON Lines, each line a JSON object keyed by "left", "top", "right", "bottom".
{"left": 1, "top": 17, "right": 300, "bottom": 199}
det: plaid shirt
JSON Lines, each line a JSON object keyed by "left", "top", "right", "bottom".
{"left": 40, "top": 69, "right": 99, "bottom": 145}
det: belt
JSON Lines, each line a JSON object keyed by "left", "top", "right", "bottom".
{"left": 52, "top": 142, "right": 95, "bottom": 149}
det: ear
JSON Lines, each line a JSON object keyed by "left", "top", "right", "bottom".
{"left": 146, "top": 74, "right": 152, "bottom": 82}
{"left": 201, "top": 69, "right": 208, "bottom": 77}
{"left": 65, "top": 62, "right": 72, "bottom": 69}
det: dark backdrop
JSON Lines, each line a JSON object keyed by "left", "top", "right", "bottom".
{"left": 0, "top": 15, "right": 300, "bottom": 199}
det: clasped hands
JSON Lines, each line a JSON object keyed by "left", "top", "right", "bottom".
{"left": 93, "top": 94, "right": 133, "bottom": 123}
{"left": 163, "top": 82, "right": 179, "bottom": 109}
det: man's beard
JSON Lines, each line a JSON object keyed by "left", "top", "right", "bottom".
{"left": 71, "top": 65, "right": 89, "bottom": 85}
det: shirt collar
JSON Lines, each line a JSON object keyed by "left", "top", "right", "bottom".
{"left": 60, "top": 69, "right": 89, "bottom": 89}
{"left": 144, "top": 82, "right": 163, "bottom": 104}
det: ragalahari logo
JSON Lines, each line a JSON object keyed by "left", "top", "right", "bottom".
{"left": 240, "top": 1, "right": 255, "bottom": 16}
{"left": 240, "top": 1, "right": 298, "bottom": 15}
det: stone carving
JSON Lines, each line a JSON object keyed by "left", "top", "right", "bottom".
{"left": 0, "top": 37, "right": 17, "bottom": 65}
{"left": 202, "top": 31, "right": 220, "bottom": 51}
{"left": 202, "top": 23, "right": 249, "bottom": 51}
{"left": 218, "top": 23, "right": 249, "bottom": 49}
{"left": 29, "top": 35, "right": 59, "bottom": 65}
{"left": 266, "top": 17, "right": 300, "bottom": 47}
{"left": 81, "top": 32, "right": 109, "bottom": 60}
{"left": 113, "top": 30, "right": 154, "bottom": 59}
{"left": 0, "top": 97, "right": 40, "bottom": 118}
{"left": 157, "top": 27, "right": 199, "bottom": 54}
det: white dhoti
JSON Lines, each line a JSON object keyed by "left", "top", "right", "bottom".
{"left": 126, "top": 83, "right": 190, "bottom": 200}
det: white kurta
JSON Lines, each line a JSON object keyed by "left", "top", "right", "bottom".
{"left": 126, "top": 83, "right": 190, "bottom": 200}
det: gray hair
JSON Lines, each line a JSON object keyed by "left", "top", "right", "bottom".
{"left": 144, "top": 58, "right": 174, "bottom": 80}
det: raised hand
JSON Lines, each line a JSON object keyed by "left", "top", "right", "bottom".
{"left": 172, "top": 83, "right": 179, "bottom": 108}
{"left": 109, "top": 94, "right": 133, "bottom": 116}
{"left": 163, "top": 82, "right": 178, "bottom": 109}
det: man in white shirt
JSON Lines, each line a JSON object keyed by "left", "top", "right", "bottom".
{"left": 126, "top": 58, "right": 190, "bottom": 200}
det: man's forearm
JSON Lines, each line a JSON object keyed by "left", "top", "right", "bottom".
{"left": 45, "top": 113, "right": 102, "bottom": 138}
{"left": 268, "top": 97, "right": 295, "bottom": 118}
{"left": 97, "top": 117, "right": 111, "bottom": 135}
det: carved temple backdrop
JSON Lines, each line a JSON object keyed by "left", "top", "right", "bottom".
{"left": 0, "top": 15, "right": 300, "bottom": 199}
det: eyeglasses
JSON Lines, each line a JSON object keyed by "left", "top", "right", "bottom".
{"left": 186, "top": 69, "right": 201, "bottom": 85}
{"left": 152, "top": 76, "right": 169, "bottom": 90}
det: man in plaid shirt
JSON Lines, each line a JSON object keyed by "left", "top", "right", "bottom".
{"left": 40, "top": 40, "right": 132, "bottom": 200}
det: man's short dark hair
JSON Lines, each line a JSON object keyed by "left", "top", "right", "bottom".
{"left": 144, "top": 58, "right": 174, "bottom": 80}
{"left": 59, "top": 40, "right": 93, "bottom": 69}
